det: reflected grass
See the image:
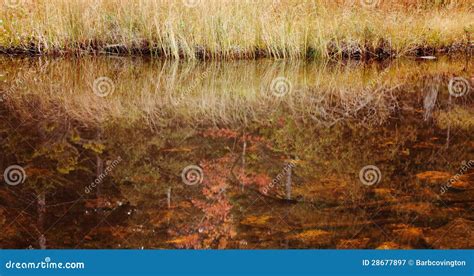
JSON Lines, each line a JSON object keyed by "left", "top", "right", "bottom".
{"left": 0, "top": 56, "right": 473, "bottom": 128}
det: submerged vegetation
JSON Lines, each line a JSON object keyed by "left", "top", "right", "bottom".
{"left": 1, "top": 0, "right": 473, "bottom": 59}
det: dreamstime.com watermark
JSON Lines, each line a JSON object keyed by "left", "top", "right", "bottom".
{"left": 170, "top": 68, "right": 212, "bottom": 106}
{"left": 181, "top": 165, "right": 204, "bottom": 186}
{"left": 440, "top": 160, "right": 474, "bottom": 195}
{"left": 182, "top": 0, "right": 201, "bottom": 8}
{"left": 359, "top": 165, "right": 382, "bottom": 186}
{"left": 0, "top": 70, "right": 36, "bottom": 102}
{"left": 262, "top": 158, "right": 298, "bottom": 194}
{"left": 448, "top": 77, "right": 471, "bottom": 98}
{"left": 181, "top": 0, "right": 286, "bottom": 8}
{"left": 5, "top": 257, "right": 85, "bottom": 270}
{"left": 3, "top": 165, "right": 27, "bottom": 186}
{"left": 92, "top": 76, "right": 115, "bottom": 97}
{"left": 359, "top": 0, "right": 380, "bottom": 8}
{"left": 270, "top": 77, "right": 292, "bottom": 97}
{"left": 3, "top": 0, "right": 25, "bottom": 9}
{"left": 85, "top": 156, "right": 122, "bottom": 194}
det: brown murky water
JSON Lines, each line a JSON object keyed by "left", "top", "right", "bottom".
{"left": 0, "top": 56, "right": 473, "bottom": 249}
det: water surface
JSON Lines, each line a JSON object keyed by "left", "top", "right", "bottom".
{"left": 0, "top": 56, "right": 473, "bottom": 249}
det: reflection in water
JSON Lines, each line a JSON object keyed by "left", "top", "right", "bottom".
{"left": 0, "top": 56, "right": 473, "bottom": 249}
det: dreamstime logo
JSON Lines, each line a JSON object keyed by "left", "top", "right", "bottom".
{"left": 448, "top": 77, "right": 471, "bottom": 98}
{"left": 262, "top": 159, "right": 298, "bottom": 194}
{"left": 170, "top": 67, "right": 212, "bottom": 106}
{"left": 85, "top": 157, "right": 122, "bottom": 194}
{"left": 440, "top": 160, "right": 474, "bottom": 194}
{"left": 5, "top": 256, "right": 85, "bottom": 270}
{"left": 359, "top": 165, "right": 382, "bottom": 186}
{"left": 182, "top": 0, "right": 201, "bottom": 8}
{"left": 360, "top": 0, "right": 380, "bottom": 8}
{"left": 4, "top": 0, "right": 24, "bottom": 9}
{"left": 270, "top": 77, "right": 292, "bottom": 97}
{"left": 92, "top": 77, "right": 115, "bottom": 97}
{"left": 3, "top": 165, "right": 26, "bottom": 186}
{"left": 181, "top": 165, "right": 204, "bottom": 186}
{"left": 0, "top": 70, "right": 36, "bottom": 103}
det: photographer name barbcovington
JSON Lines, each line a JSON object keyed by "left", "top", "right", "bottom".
{"left": 415, "top": 260, "right": 466, "bottom": 267}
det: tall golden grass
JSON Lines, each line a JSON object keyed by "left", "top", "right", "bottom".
{"left": 1, "top": 0, "right": 473, "bottom": 59}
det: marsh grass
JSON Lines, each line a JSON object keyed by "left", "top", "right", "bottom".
{"left": 1, "top": 0, "right": 473, "bottom": 59}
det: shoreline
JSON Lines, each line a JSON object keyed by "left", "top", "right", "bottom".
{"left": 0, "top": 42, "right": 472, "bottom": 60}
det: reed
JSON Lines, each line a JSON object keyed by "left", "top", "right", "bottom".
{"left": 1, "top": 0, "right": 472, "bottom": 59}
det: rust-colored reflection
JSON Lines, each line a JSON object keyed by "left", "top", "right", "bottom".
{"left": 0, "top": 56, "right": 473, "bottom": 249}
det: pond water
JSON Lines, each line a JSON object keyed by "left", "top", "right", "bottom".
{"left": 0, "top": 56, "right": 473, "bottom": 249}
